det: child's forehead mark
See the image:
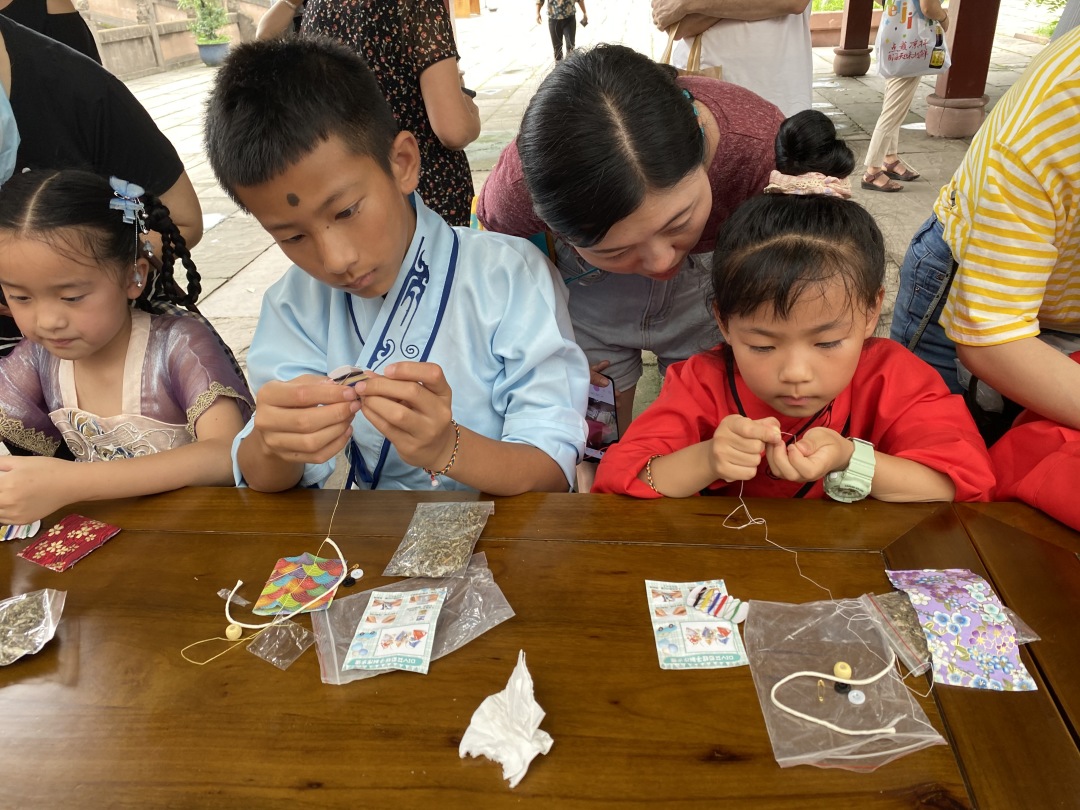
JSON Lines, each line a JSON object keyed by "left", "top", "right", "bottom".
{"left": 286, "top": 193, "right": 300, "bottom": 207}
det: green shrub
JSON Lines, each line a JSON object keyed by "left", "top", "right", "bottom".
{"left": 176, "top": 0, "right": 229, "bottom": 44}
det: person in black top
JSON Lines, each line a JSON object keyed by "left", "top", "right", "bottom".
{"left": 0, "top": 0, "right": 99, "bottom": 61}
{"left": 0, "top": 16, "right": 203, "bottom": 360}
{"left": 300, "top": 0, "right": 480, "bottom": 226}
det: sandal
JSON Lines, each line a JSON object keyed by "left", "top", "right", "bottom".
{"left": 860, "top": 170, "right": 903, "bottom": 192}
{"left": 883, "top": 159, "right": 920, "bottom": 182}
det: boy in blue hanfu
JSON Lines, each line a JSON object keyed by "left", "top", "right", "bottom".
{"left": 204, "top": 38, "right": 589, "bottom": 494}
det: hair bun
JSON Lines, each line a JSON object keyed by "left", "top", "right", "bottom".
{"left": 774, "top": 109, "right": 855, "bottom": 179}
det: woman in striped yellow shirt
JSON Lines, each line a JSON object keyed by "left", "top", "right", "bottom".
{"left": 890, "top": 26, "right": 1080, "bottom": 438}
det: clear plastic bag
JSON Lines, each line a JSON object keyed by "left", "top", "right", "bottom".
{"left": 0, "top": 589, "right": 66, "bottom": 666}
{"left": 246, "top": 619, "right": 314, "bottom": 671}
{"left": 744, "top": 599, "right": 946, "bottom": 771}
{"left": 383, "top": 501, "right": 495, "bottom": 578}
{"left": 313, "top": 552, "right": 514, "bottom": 685}
{"left": 1004, "top": 607, "right": 1041, "bottom": 645}
{"left": 862, "top": 592, "right": 931, "bottom": 677}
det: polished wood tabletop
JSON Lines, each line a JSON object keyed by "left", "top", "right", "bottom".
{"left": 1, "top": 489, "right": 1077, "bottom": 808}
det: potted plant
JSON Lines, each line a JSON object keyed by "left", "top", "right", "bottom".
{"left": 176, "top": 0, "right": 231, "bottom": 66}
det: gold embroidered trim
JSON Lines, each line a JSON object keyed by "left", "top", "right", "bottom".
{"left": 0, "top": 407, "right": 61, "bottom": 457}
{"left": 185, "top": 383, "right": 252, "bottom": 438}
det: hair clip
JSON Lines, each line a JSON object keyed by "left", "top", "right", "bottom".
{"left": 681, "top": 89, "right": 703, "bottom": 137}
{"left": 109, "top": 176, "right": 146, "bottom": 224}
{"left": 682, "top": 88, "right": 699, "bottom": 115}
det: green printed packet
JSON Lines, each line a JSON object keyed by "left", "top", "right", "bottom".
{"left": 645, "top": 579, "right": 748, "bottom": 670}
{"left": 342, "top": 587, "right": 447, "bottom": 674}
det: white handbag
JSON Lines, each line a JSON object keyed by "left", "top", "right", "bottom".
{"left": 875, "top": 0, "right": 951, "bottom": 78}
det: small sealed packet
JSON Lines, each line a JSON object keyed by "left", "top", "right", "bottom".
{"left": 0, "top": 589, "right": 66, "bottom": 666}
{"left": 646, "top": 579, "right": 749, "bottom": 670}
{"left": 342, "top": 587, "right": 447, "bottom": 674}
{"left": 17, "top": 515, "right": 121, "bottom": 572}
{"left": 863, "top": 591, "right": 931, "bottom": 676}
{"left": 247, "top": 620, "right": 315, "bottom": 671}
{"left": 383, "top": 501, "right": 495, "bottom": 578}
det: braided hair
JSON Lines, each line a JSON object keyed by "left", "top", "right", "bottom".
{"left": 0, "top": 169, "right": 202, "bottom": 312}
{"left": 141, "top": 191, "right": 201, "bottom": 310}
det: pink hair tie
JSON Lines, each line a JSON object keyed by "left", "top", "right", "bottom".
{"left": 763, "top": 170, "right": 852, "bottom": 200}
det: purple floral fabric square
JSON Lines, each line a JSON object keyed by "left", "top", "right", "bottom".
{"left": 886, "top": 568, "right": 1036, "bottom": 691}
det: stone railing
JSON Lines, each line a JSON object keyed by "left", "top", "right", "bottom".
{"left": 79, "top": 0, "right": 271, "bottom": 78}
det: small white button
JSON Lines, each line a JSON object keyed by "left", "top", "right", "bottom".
{"left": 848, "top": 689, "right": 866, "bottom": 705}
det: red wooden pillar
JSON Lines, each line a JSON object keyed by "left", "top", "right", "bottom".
{"left": 926, "top": 0, "right": 1002, "bottom": 136}
{"left": 833, "top": 0, "right": 875, "bottom": 76}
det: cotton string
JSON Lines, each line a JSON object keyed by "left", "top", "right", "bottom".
{"left": 181, "top": 477, "right": 352, "bottom": 664}
{"left": 722, "top": 476, "right": 834, "bottom": 601}
{"left": 769, "top": 653, "right": 900, "bottom": 736}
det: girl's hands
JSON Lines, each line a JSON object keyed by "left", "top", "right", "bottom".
{"left": 354, "top": 362, "right": 456, "bottom": 472}
{"left": 765, "top": 427, "right": 855, "bottom": 484}
{"left": 0, "top": 456, "right": 72, "bottom": 525}
{"left": 709, "top": 414, "right": 783, "bottom": 482}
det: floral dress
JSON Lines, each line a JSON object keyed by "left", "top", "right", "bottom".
{"left": 0, "top": 310, "right": 253, "bottom": 460}
{"left": 301, "top": 0, "right": 474, "bottom": 226}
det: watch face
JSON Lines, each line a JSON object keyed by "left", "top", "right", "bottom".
{"left": 833, "top": 485, "right": 863, "bottom": 502}
{"left": 824, "top": 473, "right": 867, "bottom": 503}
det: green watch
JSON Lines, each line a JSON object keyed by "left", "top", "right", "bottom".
{"left": 823, "top": 438, "right": 875, "bottom": 503}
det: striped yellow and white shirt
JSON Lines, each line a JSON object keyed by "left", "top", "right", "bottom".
{"left": 938, "top": 26, "right": 1080, "bottom": 346}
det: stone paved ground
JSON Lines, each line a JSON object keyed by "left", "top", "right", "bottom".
{"left": 123, "top": 0, "right": 1056, "bottom": 412}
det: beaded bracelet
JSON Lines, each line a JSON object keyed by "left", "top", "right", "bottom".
{"left": 644, "top": 454, "right": 664, "bottom": 494}
{"left": 423, "top": 419, "right": 460, "bottom": 487}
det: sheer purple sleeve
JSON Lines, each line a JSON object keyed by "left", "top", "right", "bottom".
{"left": 0, "top": 340, "right": 63, "bottom": 456}
{"left": 144, "top": 315, "right": 254, "bottom": 436}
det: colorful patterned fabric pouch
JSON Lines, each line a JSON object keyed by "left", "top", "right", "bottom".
{"left": 886, "top": 568, "right": 1036, "bottom": 691}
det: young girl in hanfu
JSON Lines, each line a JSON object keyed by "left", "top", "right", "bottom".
{"left": 0, "top": 169, "right": 253, "bottom": 525}
{"left": 593, "top": 122, "right": 995, "bottom": 501}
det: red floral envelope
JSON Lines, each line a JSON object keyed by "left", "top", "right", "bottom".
{"left": 17, "top": 515, "right": 122, "bottom": 572}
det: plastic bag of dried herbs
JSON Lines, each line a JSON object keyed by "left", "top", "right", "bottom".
{"left": 0, "top": 589, "right": 66, "bottom": 666}
{"left": 384, "top": 502, "right": 495, "bottom": 578}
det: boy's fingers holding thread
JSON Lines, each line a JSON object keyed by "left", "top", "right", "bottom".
{"left": 383, "top": 361, "right": 451, "bottom": 394}
{"left": 259, "top": 377, "right": 356, "bottom": 408}
{"left": 262, "top": 420, "right": 352, "bottom": 463}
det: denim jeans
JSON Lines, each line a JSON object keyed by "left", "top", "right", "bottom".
{"left": 889, "top": 214, "right": 964, "bottom": 393}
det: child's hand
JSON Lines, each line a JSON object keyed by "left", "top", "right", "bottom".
{"left": 709, "top": 414, "right": 783, "bottom": 482}
{"left": 250, "top": 374, "right": 360, "bottom": 464}
{"left": 765, "top": 427, "right": 855, "bottom": 484}
{"left": 0, "top": 456, "right": 71, "bottom": 525}
{"left": 353, "top": 362, "right": 456, "bottom": 471}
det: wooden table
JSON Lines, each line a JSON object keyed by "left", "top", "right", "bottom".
{"left": 1, "top": 490, "right": 1077, "bottom": 808}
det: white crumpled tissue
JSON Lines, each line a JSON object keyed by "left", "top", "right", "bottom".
{"left": 459, "top": 650, "right": 553, "bottom": 788}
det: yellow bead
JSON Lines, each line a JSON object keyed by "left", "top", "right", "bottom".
{"left": 834, "top": 661, "right": 852, "bottom": 680}
{"left": 225, "top": 623, "right": 243, "bottom": 641}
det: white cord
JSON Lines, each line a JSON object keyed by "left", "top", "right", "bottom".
{"left": 769, "top": 652, "right": 899, "bottom": 736}
{"left": 224, "top": 536, "right": 348, "bottom": 630}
